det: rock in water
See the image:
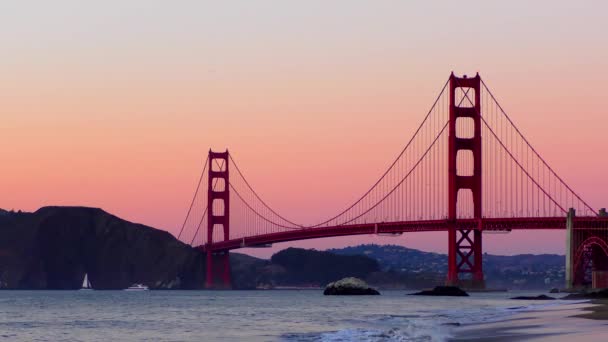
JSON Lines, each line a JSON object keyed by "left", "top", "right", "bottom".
{"left": 510, "top": 295, "right": 555, "bottom": 300}
{"left": 549, "top": 288, "right": 560, "bottom": 293}
{"left": 410, "top": 286, "right": 469, "bottom": 297}
{"left": 562, "top": 289, "right": 608, "bottom": 300}
{"left": 323, "top": 277, "right": 380, "bottom": 295}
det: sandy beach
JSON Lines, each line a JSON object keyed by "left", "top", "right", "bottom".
{"left": 451, "top": 300, "right": 608, "bottom": 341}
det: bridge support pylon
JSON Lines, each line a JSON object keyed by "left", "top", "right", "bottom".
{"left": 446, "top": 73, "right": 485, "bottom": 289}
{"left": 205, "top": 150, "right": 232, "bottom": 289}
{"left": 565, "top": 208, "right": 575, "bottom": 289}
{"left": 569, "top": 207, "right": 608, "bottom": 289}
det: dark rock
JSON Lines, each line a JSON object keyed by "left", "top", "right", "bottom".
{"left": 409, "top": 286, "right": 469, "bottom": 297}
{"left": 549, "top": 288, "right": 559, "bottom": 293}
{"left": 510, "top": 295, "right": 555, "bottom": 300}
{"left": 323, "top": 277, "right": 380, "bottom": 295}
{"left": 562, "top": 289, "right": 608, "bottom": 300}
{"left": 442, "top": 322, "right": 461, "bottom": 327}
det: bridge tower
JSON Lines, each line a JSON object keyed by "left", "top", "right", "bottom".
{"left": 568, "top": 208, "right": 608, "bottom": 289}
{"left": 205, "top": 150, "right": 232, "bottom": 289}
{"left": 447, "top": 73, "right": 485, "bottom": 288}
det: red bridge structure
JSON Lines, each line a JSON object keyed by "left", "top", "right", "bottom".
{"left": 177, "top": 73, "right": 608, "bottom": 290}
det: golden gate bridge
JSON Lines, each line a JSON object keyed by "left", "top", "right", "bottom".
{"left": 176, "top": 73, "right": 608, "bottom": 290}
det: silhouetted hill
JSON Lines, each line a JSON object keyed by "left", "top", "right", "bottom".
{"left": 0, "top": 207, "right": 205, "bottom": 289}
{"left": 0, "top": 207, "right": 567, "bottom": 290}
{"left": 228, "top": 248, "right": 444, "bottom": 289}
{"left": 270, "top": 248, "right": 379, "bottom": 286}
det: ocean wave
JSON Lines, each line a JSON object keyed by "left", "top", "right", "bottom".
{"left": 282, "top": 320, "right": 451, "bottom": 342}
{"left": 277, "top": 292, "right": 594, "bottom": 342}
{"left": 321, "top": 325, "right": 451, "bottom": 342}
{"left": 440, "top": 300, "right": 570, "bottom": 326}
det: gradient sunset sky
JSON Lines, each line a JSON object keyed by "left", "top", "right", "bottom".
{"left": 2, "top": 1, "right": 607, "bottom": 257}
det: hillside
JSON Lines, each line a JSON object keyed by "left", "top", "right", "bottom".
{"left": 0, "top": 207, "right": 568, "bottom": 290}
{"left": 330, "top": 244, "right": 565, "bottom": 289}
{"left": 0, "top": 207, "right": 205, "bottom": 289}
{"left": 270, "top": 247, "right": 379, "bottom": 285}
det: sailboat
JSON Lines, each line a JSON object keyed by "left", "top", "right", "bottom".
{"left": 81, "top": 273, "right": 93, "bottom": 290}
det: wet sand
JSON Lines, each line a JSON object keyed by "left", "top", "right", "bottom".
{"left": 574, "top": 299, "right": 608, "bottom": 320}
{"left": 451, "top": 301, "right": 608, "bottom": 341}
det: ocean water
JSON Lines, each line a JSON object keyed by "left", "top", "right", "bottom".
{"left": 0, "top": 290, "right": 567, "bottom": 341}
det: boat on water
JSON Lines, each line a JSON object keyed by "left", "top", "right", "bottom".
{"left": 125, "top": 284, "right": 149, "bottom": 291}
{"left": 80, "top": 273, "right": 93, "bottom": 290}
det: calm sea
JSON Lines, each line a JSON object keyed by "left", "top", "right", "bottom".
{"left": 0, "top": 290, "right": 565, "bottom": 341}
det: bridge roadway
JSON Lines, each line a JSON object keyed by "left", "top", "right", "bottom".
{"left": 198, "top": 216, "right": 608, "bottom": 252}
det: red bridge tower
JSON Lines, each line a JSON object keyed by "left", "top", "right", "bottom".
{"left": 206, "top": 150, "right": 232, "bottom": 289}
{"left": 447, "top": 73, "right": 485, "bottom": 288}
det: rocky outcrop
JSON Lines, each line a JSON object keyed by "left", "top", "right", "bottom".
{"left": 562, "top": 289, "right": 608, "bottom": 300}
{"left": 409, "top": 286, "right": 469, "bottom": 297}
{"left": 510, "top": 295, "right": 555, "bottom": 300}
{"left": 323, "top": 277, "right": 380, "bottom": 295}
{"left": 0, "top": 207, "right": 205, "bottom": 289}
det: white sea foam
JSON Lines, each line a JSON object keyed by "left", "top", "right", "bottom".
{"left": 317, "top": 325, "right": 451, "bottom": 342}
{"left": 294, "top": 299, "right": 571, "bottom": 342}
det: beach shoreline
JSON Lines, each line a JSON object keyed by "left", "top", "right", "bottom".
{"left": 574, "top": 299, "right": 608, "bottom": 320}
{"left": 450, "top": 299, "right": 608, "bottom": 341}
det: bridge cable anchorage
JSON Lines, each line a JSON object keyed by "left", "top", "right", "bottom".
{"left": 306, "top": 77, "right": 451, "bottom": 228}
{"left": 177, "top": 155, "right": 209, "bottom": 240}
{"left": 480, "top": 80, "right": 597, "bottom": 216}
{"left": 189, "top": 159, "right": 225, "bottom": 246}
{"left": 228, "top": 153, "right": 303, "bottom": 228}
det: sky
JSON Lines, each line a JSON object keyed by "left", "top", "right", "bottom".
{"left": 2, "top": 1, "right": 607, "bottom": 257}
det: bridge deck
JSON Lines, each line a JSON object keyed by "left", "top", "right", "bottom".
{"left": 198, "top": 216, "right": 608, "bottom": 252}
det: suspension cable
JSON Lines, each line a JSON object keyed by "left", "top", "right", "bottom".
{"left": 480, "top": 116, "right": 566, "bottom": 214}
{"left": 229, "top": 183, "right": 304, "bottom": 229}
{"left": 177, "top": 155, "right": 209, "bottom": 240}
{"left": 459, "top": 88, "right": 567, "bottom": 214}
{"left": 339, "top": 121, "right": 449, "bottom": 225}
{"left": 189, "top": 159, "right": 225, "bottom": 246}
{"left": 229, "top": 153, "right": 303, "bottom": 228}
{"left": 308, "top": 77, "right": 451, "bottom": 227}
{"left": 481, "top": 80, "right": 596, "bottom": 215}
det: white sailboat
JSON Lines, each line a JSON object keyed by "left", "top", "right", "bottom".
{"left": 81, "top": 273, "right": 93, "bottom": 290}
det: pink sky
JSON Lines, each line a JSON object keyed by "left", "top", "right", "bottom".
{"left": 2, "top": 1, "right": 607, "bottom": 257}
